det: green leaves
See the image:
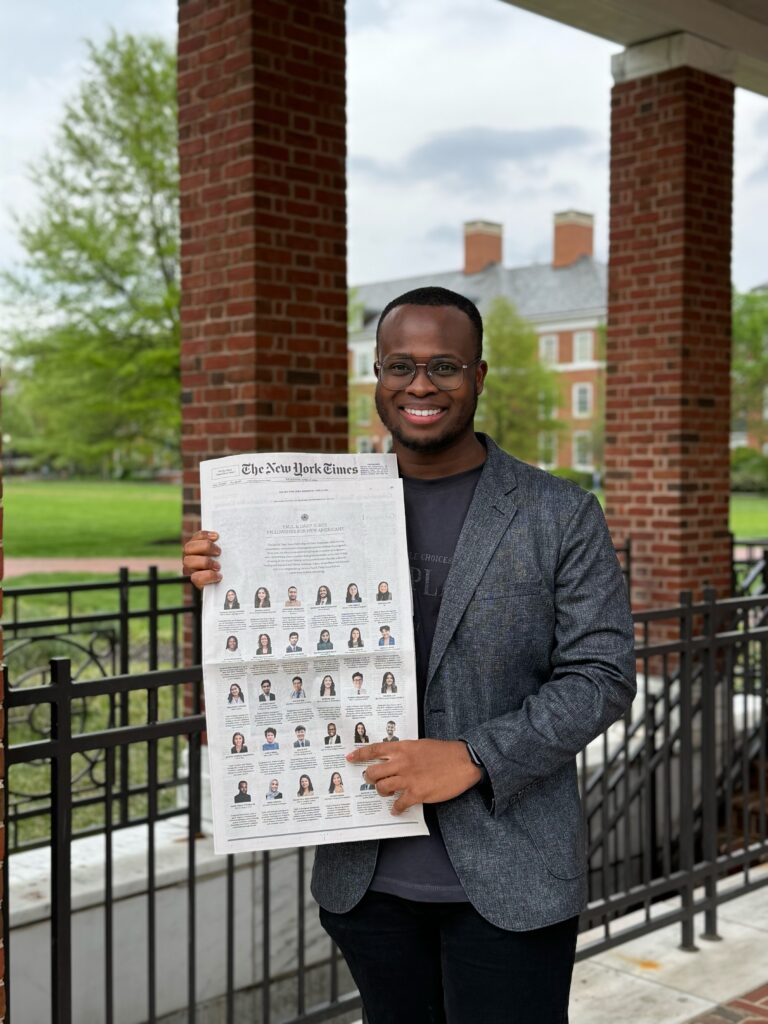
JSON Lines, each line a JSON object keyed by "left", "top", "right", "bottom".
{"left": 2, "top": 32, "right": 179, "bottom": 474}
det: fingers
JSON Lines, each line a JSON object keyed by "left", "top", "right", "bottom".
{"left": 190, "top": 568, "right": 222, "bottom": 589}
{"left": 183, "top": 531, "right": 221, "bottom": 589}
{"left": 347, "top": 743, "right": 389, "bottom": 764}
{"left": 391, "top": 791, "right": 416, "bottom": 815}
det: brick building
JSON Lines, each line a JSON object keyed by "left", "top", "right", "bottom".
{"left": 349, "top": 211, "right": 606, "bottom": 475}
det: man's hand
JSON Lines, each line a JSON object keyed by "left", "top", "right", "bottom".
{"left": 347, "top": 739, "right": 482, "bottom": 815}
{"left": 182, "top": 530, "right": 221, "bottom": 589}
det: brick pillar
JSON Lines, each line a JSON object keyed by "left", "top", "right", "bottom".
{"left": 605, "top": 48, "right": 734, "bottom": 609}
{"left": 0, "top": 415, "right": 5, "bottom": 1021}
{"left": 178, "top": 0, "right": 348, "bottom": 543}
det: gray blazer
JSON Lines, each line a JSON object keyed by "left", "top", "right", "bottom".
{"left": 311, "top": 437, "right": 636, "bottom": 931}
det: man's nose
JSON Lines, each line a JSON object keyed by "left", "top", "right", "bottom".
{"left": 406, "top": 363, "right": 438, "bottom": 394}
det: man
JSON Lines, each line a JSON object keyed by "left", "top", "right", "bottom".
{"left": 293, "top": 726, "right": 310, "bottom": 748}
{"left": 360, "top": 770, "right": 376, "bottom": 792}
{"left": 350, "top": 672, "right": 366, "bottom": 696}
{"left": 234, "top": 780, "right": 251, "bottom": 803}
{"left": 183, "top": 286, "right": 635, "bottom": 1024}
{"left": 259, "top": 679, "right": 275, "bottom": 702}
{"left": 289, "top": 675, "right": 306, "bottom": 700}
{"left": 262, "top": 728, "right": 279, "bottom": 752}
{"left": 377, "top": 625, "right": 395, "bottom": 646}
{"left": 382, "top": 721, "right": 399, "bottom": 743}
{"left": 284, "top": 586, "right": 301, "bottom": 607}
{"left": 266, "top": 778, "right": 283, "bottom": 801}
{"left": 286, "top": 631, "right": 302, "bottom": 653}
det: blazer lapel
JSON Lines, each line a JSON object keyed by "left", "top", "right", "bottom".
{"left": 426, "top": 438, "right": 518, "bottom": 688}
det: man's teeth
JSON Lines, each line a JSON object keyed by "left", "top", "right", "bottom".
{"left": 405, "top": 408, "right": 442, "bottom": 417}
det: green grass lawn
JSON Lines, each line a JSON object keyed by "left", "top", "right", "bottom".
{"left": 730, "top": 493, "right": 768, "bottom": 541}
{"left": 3, "top": 478, "right": 182, "bottom": 557}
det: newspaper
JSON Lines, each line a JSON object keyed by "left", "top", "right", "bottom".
{"left": 200, "top": 452, "right": 429, "bottom": 853}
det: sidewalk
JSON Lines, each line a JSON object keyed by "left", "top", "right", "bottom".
{"left": 570, "top": 866, "right": 768, "bottom": 1023}
{"left": 4, "top": 556, "right": 181, "bottom": 578}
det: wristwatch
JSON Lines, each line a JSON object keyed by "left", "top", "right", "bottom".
{"left": 464, "top": 740, "right": 489, "bottom": 787}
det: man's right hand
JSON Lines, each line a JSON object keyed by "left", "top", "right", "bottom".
{"left": 182, "top": 530, "right": 222, "bottom": 589}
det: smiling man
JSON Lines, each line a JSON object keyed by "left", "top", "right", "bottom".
{"left": 183, "top": 286, "right": 635, "bottom": 1024}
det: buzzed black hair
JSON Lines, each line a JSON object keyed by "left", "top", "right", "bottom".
{"left": 376, "top": 286, "right": 483, "bottom": 359}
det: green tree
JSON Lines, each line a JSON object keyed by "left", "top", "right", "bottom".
{"left": 477, "top": 297, "right": 561, "bottom": 465}
{"left": 2, "top": 32, "right": 179, "bottom": 475}
{"left": 732, "top": 289, "right": 768, "bottom": 449}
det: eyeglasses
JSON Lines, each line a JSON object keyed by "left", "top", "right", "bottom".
{"left": 374, "top": 356, "right": 480, "bottom": 392}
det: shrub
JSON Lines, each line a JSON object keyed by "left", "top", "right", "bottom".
{"left": 731, "top": 448, "right": 768, "bottom": 493}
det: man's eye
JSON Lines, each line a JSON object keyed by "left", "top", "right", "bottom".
{"left": 431, "top": 362, "right": 460, "bottom": 376}
{"left": 387, "top": 362, "right": 413, "bottom": 375}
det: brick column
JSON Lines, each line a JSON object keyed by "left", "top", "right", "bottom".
{"left": 178, "top": 0, "right": 348, "bottom": 542}
{"left": 605, "top": 42, "right": 734, "bottom": 609}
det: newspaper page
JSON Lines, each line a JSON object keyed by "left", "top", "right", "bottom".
{"left": 200, "top": 452, "right": 429, "bottom": 854}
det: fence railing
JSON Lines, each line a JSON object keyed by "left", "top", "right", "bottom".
{"left": 3, "top": 590, "right": 767, "bottom": 1021}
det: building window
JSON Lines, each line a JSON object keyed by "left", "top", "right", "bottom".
{"left": 573, "top": 331, "right": 592, "bottom": 364}
{"left": 539, "top": 334, "right": 558, "bottom": 365}
{"left": 355, "top": 347, "right": 372, "bottom": 379}
{"left": 538, "top": 432, "right": 557, "bottom": 469}
{"left": 572, "top": 383, "right": 593, "bottom": 418}
{"left": 356, "top": 437, "right": 373, "bottom": 453}
{"left": 572, "top": 432, "right": 593, "bottom": 470}
{"left": 355, "top": 395, "right": 371, "bottom": 426}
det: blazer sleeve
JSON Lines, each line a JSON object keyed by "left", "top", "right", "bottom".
{"left": 459, "top": 491, "right": 636, "bottom": 818}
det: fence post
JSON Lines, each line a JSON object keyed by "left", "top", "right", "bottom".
{"left": 700, "top": 587, "right": 722, "bottom": 941}
{"left": 2, "top": 667, "right": 10, "bottom": 1023}
{"left": 50, "top": 657, "right": 73, "bottom": 1024}
{"left": 118, "top": 569, "right": 130, "bottom": 827}
{"left": 678, "top": 592, "right": 698, "bottom": 951}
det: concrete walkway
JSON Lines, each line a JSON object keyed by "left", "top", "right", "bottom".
{"left": 3, "top": 557, "right": 182, "bottom": 579}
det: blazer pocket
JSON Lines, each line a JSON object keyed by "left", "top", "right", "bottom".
{"left": 515, "top": 771, "right": 586, "bottom": 881}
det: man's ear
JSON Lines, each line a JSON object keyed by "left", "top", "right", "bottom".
{"left": 475, "top": 360, "right": 488, "bottom": 396}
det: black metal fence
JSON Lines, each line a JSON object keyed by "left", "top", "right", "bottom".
{"left": 2, "top": 580, "right": 768, "bottom": 1022}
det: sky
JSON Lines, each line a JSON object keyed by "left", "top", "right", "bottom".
{"left": 1, "top": 0, "right": 767, "bottom": 292}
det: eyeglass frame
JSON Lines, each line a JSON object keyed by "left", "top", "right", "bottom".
{"left": 373, "top": 355, "right": 483, "bottom": 392}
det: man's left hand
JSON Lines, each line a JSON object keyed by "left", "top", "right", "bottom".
{"left": 346, "top": 739, "right": 482, "bottom": 815}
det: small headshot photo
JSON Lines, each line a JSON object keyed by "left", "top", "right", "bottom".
{"left": 266, "top": 778, "right": 282, "bottom": 800}
{"left": 348, "top": 627, "right": 364, "bottom": 649}
{"left": 234, "top": 780, "right": 251, "bottom": 803}
{"left": 325, "top": 722, "right": 341, "bottom": 745}
{"left": 262, "top": 727, "right": 279, "bottom": 752}
{"left": 225, "top": 635, "right": 239, "bottom": 653}
{"left": 227, "top": 682, "right": 245, "bottom": 705}
{"left": 360, "top": 769, "right": 375, "bottom": 792}
{"left": 381, "top": 671, "right": 397, "bottom": 694}
{"left": 258, "top": 679, "right": 275, "bottom": 702}
{"left": 378, "top": 625, "right": 395, "bottom": 647}
{"left": 256, "top": 633, "right": 272, "bottom": 656}
{"left": 345, "top": 583, "right": 362, "bottom": 604}
{"left": 376, "top": 581, "right": 392, "bottom": 602}
{"left": 383, "top": 720, "right": 400, "bottom": 742}
{"left": 284, "top": 586, "right": 301, "bottom": 607}
{"left": 317, "top": 629, "right": 333, "bottom": 651}
{"left": 351, "top": 672, "right": 366, "bottom": 695}
{"left": 319, "top": 674, "right": 336, "bottom": 698}
{"left": 254, "top": 586, "right": 271, "bottom": 609}
{"left": 315, "top": 584, "right": 332, "bottom": 605}
{"left": 293, "top": 726, "right": 310, "bottom": 748}
{"left": 328, "top": 771, "right": 344, "bottom": 795}
{"left": 223, "top": 589, "right": 240, "bottom": 610}
{"left": 290, "top": 675, "right": 306, "bottom": 700}
{"left": 286, "top": 631, "right": 302, "bottom": 653}
{"left": 297, "top": 774, "right": 314, "bottom": 797}
{"left": 354, "top": 721, "right": 369, "bottom": 744}
{"left": 231, "top": 731, "right": 248, "bottom": 754}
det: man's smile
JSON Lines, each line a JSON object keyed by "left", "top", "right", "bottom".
{"left": 400, "top": 406, "right": 447, "bottom": 423}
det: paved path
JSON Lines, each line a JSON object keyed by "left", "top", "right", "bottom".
{"left": 4, "top": 557, "right": 182, "bottom": 579}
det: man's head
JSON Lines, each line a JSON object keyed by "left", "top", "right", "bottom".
{"left": 287, "top": 586, "right": 298, "bottom": 601}
{"left": 380, "top": 626, "right": 390, "bottom": 638}
{"left": 264, "top": 728, "right": 276, "bottom": 741}
{"left": 374, "top": 288, "right": 487, "bottom": 455}
{"left": 386, "top": 721, "right": 396, "bottom": 737}
{"left": 260, "top": 679, "right": 271, "bottom": 694}
{"left": 238, "top": 780, "right": 248, "bottom": 793}
{"left": 292, "top": 676, "right": 303, "bottom": 690}
{"left": 295, "top": 726, "right": 306, "bottom": 741}
{"left": 270, "top": 778, "right": 279, "bottom": 792}
{"left": 352, "top": 672, "right": 363, "bottom": 689}
{"left": 289, "top": 632, "right": 299, "bottom": 644}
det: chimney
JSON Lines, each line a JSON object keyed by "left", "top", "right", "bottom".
{"left": 553, "top": 210, "right": 593, "bottom": 268}
{"left": 463, "top": 221, "right": 502, "bottom": 275}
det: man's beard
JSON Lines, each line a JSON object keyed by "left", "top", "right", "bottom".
{"left": 375, "top": 389, "right": 478, "bottom": 453}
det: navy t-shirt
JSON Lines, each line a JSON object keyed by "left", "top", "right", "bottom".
{"left": 368, "top": 463, "right": 483, "bottom": 902}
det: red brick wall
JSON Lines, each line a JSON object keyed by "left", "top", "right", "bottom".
{"left": 605, "top": 67, "right": 734, "bottom": 608}
{"left": 178, "top": 0, "right": 348, "bottom": 542}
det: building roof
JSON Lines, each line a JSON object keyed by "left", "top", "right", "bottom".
{"left": 351, "top": 256, "right": 606, "bottom": 334}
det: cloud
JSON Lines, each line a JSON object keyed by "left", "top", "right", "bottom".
{"left": 350, "top": 125, "right": 595, "bottom": 195}
{"left": 424, "top": 224, "right": 461, "bottom": 246}
{"left": 347, "top": 0, "right": 397, "bottom": 33}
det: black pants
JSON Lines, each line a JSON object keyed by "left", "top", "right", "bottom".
{"left": 319, "top": 891, "right": 578, "bottom": 1024}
